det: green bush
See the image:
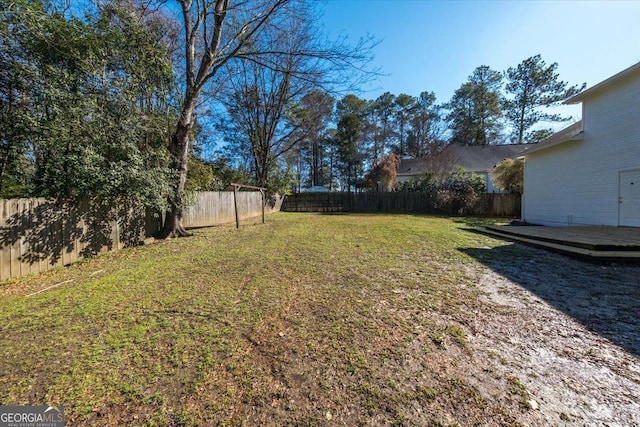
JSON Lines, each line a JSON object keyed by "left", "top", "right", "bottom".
{"left": 491, "top": 158, "right": 523, "bottom": 194}
{"left": 400, "top": 167, "right": 485, "bottom": 215}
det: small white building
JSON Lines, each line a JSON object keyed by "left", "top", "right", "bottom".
{"left": 521, "top": 62, "right": 640, "bottom": 227}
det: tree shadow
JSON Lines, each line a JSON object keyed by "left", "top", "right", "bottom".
{"left": 452, "top": 217, "right": 514, "bottom": 228}
{"left": 0, "top": 198, "right": 147, "bottom": 274}
{"left": 460, "top": 243, "right": 640, "bottom": 358}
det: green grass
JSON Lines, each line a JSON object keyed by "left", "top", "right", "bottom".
{"left": 0, "top": 213, "right": 523, "bottom": 426}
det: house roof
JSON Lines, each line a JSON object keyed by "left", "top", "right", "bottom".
{"left": 520, "top": 121, "right": 584, "bottom": 156}
{"left": 564, "top": 61, "right": 640, "bottom": 104}
{"left": 437, "top": 143, "right": 530, "bottom": 172}
{"left": 397, "top": 158, "right": 429, "bottom": 176}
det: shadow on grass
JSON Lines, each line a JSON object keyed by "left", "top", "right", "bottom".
{"left": 0, "top": 198, "right": 147, "bottom": 270}
{"left": 460, "top": 243, "right": 640, "bottom": 358}
{"left": 452, "top": 217, "right": 513, "bottom": 227}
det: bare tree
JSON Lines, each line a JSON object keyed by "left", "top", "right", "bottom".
{"left": 426, "top": 148, "right": 459, "bottom": 184}
{"left": 218, "top": 8, "right": 330, "bottom": 190}
{"left": 163, "top": 0, "right": 376, "bottom": 237}
{"left": 280, "top": 90, "right": 335, "bottom": 191}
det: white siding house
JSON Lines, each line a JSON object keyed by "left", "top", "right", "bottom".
{"left": 521, "top": 62, "right": 640, "bottom": 227}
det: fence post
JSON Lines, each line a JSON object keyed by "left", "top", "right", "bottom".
{"left": 233, "top": 184, "right": 240, "bottom": 229}
{"left": 260, "top": 190, "right": 265, "bottom": 224}
{"left": 230, "top": 183, "right": 268, "bottom": 228}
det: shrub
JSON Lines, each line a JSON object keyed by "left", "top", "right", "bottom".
{"left": 491, "top": 158, "right": 523, "bottom": 194}
{"left": 401, "top": 167, "right": 485, "bottom": 215}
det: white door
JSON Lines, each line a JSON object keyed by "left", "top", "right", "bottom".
{"left": 619, "top": 170, "right": 640, "bottom": 227}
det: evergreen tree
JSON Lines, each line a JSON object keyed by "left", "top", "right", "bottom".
{"left": 446, "top": 65, "right": 503, "bottom": 145}
{"left": 334, "top": 95, "right": 367, "bottom": 191}
{"left": 394, "top": 93, "right": 416, "bottom": 155}
{"left": 468, "top": 65, "right": 504, "bottom": 145}
{"left": 297, "top": 91, "right": 335, "bottom": 188}
{"left": 0, "top": 0, "right": 176, "bottom": 206}
{"left": 446, "top": 82, "right": 476, "bottom": 145}
{"left": 406, "top": 91, "right": 443, "bottom": 157}
{"left": 367, "top": 92, "right": 395, "bottom": 164}
{"left": 504, "top": 54, "right": 585, "bottom": 144}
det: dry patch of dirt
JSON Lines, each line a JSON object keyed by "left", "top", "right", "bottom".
{"left": 201, "top": 243, "right": 640, "bottom": 426}
{"left": 467, "top": 246, "right": 640, "bottom": 427}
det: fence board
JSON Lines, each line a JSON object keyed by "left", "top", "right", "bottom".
{"left": 1, "top": 201, "right": 10, "bottom": 281}
{"left": 11, "top": 199, "right": 21, "bottom": 278}
{"left": 474, "top": 193, "right": 521, "bottom": 217}
{"left": 18, "top": 199, "right": 30, "bottom": 277}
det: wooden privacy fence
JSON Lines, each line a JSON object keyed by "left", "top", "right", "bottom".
{"left": 0, "top": 191, "right": 282, "bottom": 281}
{"left": 281, "top": 192, "right": 431, "bottom": 213}
{"left": 474, "top": 193, "right": 522, "bottom": 217}
{"left": 180, "top": 191, "right": 280, "bottom": 229}
{"left": 281, "top": 192, "right": 521, "bottom": 217}
{"left": 0, "top": 198, "right": 145, "bottom": 281}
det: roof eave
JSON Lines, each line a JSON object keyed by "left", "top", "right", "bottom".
{"left": 521, "top": 132, "right": 584, "bottom": 156}
{"left": 564, "top": 61, "right": 640, "bottom": 104}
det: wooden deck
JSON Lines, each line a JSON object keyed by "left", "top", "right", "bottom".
{"left": 477, "top": 225, "right": 640, "bottom": 261}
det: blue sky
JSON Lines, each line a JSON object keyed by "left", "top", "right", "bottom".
{"left": 315, "top": 0, "right": 640, "bottom": 127}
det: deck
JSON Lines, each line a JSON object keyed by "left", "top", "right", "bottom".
{"left": 477, "top": 225, "right": 640, "bottom": 261}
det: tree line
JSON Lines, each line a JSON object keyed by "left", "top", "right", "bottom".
{"left": 0, "top": 0, "right": 583, "bottom": 236}
{"left": 271, "top": 57, "right": 584, "bottom": 193}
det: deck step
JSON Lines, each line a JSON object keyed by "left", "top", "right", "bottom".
{"left": 476, "top": 227, "right": 640, "bottom": 261}
{"left": 482, "top": 225, "right": 640, "bottom": 252}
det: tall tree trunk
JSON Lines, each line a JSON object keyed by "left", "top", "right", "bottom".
{"left": 161, "top": 95, "right": 198, "bottom": 238}
{"left": 517, "top": 104, "right": 526, "bottom": 144}
{"left": 312, "top": 141, "right": 319, "bottom": 187}
{"left": 0, "top": 144, "right": 11, "bottom": 196}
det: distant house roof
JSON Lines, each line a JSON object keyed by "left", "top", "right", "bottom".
{"left": 396, "top": 144, "right": 530, "bottom": 179}
{"left": 397, "top": 158, "right": 429, "bottom": 177}
{"left": 520, "top": 121, "right": 584, "bottom": 156}
{"left": 564, "top": 61, "right": 640, "bottom": 104}
{"left": 437, "top": 143, "right": 531, "bottom": 172}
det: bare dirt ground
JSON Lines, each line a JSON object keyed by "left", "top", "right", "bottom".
{"left": 465, "top": 243, "right": 640, "bottom": 427}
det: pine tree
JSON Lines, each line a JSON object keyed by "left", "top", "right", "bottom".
{"left": 504, "top": 55, "right": 585, "bottom": 144}
{"left": 446, "top": 66, "right": 503, "bottom": 145}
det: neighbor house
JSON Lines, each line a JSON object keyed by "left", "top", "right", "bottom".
{"left": 397, "top": 144, "right": 527, "bottom": 192}
{"left": 436, "top": 143, "right": 529, "bottom": 192}
{"left": 396, "top": 157, "right": 430, "bottom": 184}
{"left": 520, "top": 61, "right": 640, "bottom": 227}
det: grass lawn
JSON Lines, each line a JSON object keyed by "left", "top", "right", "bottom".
{"left": 0, "top": 212, "right": 526, "bottom": 426}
